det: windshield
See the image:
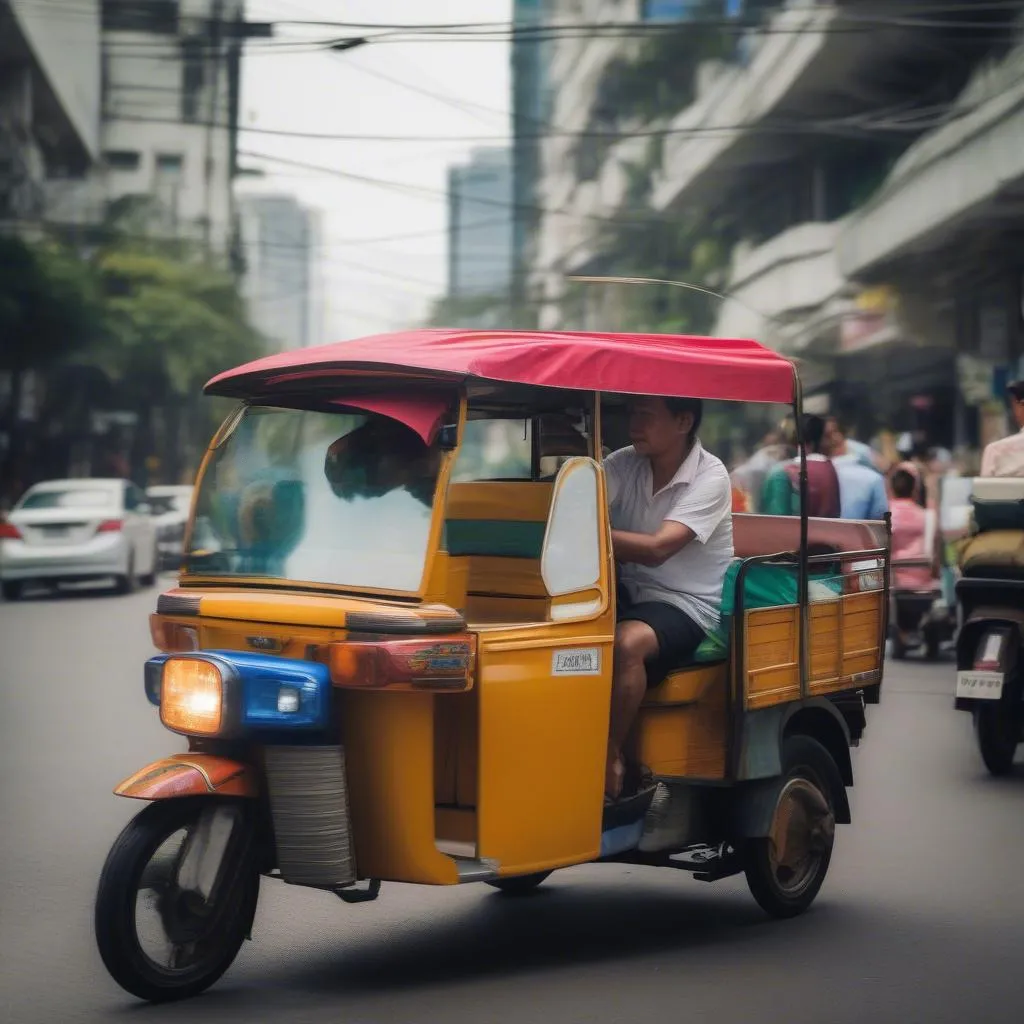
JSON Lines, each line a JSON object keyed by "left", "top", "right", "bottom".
{"left": 19, "top": 488, "right": 116, "bottom": 511}
{"left": 184, "top": 406, "right": 444, "bottom": 592}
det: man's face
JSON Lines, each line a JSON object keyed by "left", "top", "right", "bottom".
{"left": 824, "top": 418, "right": 845, "bottom": 454}
{"left": 1012, "top": 395, "right": 1024, "bottom": 429}
{"left": 628, "top": 397, "right": 692, "bottom": 457}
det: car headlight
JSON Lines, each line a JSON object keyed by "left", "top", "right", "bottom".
{"left": 160, "top": 656, "right": 228, "bottom": 736}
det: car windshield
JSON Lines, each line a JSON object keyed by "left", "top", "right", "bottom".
{"left": 19, "top": 488, "right": 116, "bottom": 510}
{"left": 184, "top": 405, "right": 444, "bottom": 592}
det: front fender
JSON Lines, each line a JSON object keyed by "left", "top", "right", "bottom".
{"left": 114, "top": 753, "right": 259, "bottom": 801}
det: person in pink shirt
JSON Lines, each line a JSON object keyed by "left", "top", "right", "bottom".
{"left": 890, "top": 466, "right": 939, "bottom": 591}
{"left": 981, "top": 380, "right": 1024, "bottom": 477}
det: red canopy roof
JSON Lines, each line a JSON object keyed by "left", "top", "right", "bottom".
{"left": 206, "top": 329, "right": 796, "bottom": 405}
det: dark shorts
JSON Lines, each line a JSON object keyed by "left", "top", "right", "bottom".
{"left": 616, "top": 583, "right": 707, "bottom": 688}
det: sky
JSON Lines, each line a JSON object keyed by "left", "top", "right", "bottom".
{"left": 240, "top": 0, "right": 512, "bottom": 344}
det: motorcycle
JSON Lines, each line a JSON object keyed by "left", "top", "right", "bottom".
{"left": 954, "top": 477, "right": 1024, "bottom": 775}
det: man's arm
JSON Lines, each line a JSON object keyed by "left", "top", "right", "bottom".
{"left": 869, "top": 475, "right": 889, "bottom": 521}
{"left": 613, "top": 466, "right": 731, "bottom": 568}
{"left": 612, "top": 522, "right": 695, "bottom": 568}
{"left": 980, "top": 442, "right": 997, "bottom": 478}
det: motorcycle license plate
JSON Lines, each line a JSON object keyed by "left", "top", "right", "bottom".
{"left": 956, "top": 671, "right": 1004, "bottom": 700}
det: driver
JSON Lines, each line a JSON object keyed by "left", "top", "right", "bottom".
{"left": 603, "top": 396, "right": 734, "bottom": 802}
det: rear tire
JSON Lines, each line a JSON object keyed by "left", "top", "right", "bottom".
{"left": 743, "top": 735, "right": 839, "bottom": 919}
{"left": 1, "top": 581, "right": 22, "bottom": 602}
{"left": 975, "top": 706, "right": 1019, "bottom": 777}
{"left": 95, "top": 799, "right": 259, "bottom": 1003}
{"left": 139, "top": 546, "right": 159, "bottom": 587}
{"left": 486, "top": 871, "right": 551, "bottom": 896}
{"left": 115, "top": 554, "right": 136, "bottom": 595}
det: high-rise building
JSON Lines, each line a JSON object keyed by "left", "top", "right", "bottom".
{"left": 447, "top": 147, "right": 513, "bottom": 300}
{"left": 238, "top": 193, "right": 323, "bottom": 351}
{"left": 41, "top": 0, "right": 252, "bottom": 262}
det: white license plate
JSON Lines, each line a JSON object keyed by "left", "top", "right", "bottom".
{"left": 956, "top": 671, "right": 1004, "bottom": 700}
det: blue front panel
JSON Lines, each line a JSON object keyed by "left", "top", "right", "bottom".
{"left": 205, "top": 651, "right": 333, "bottom": 732}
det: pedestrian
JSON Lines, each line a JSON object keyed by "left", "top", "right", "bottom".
{"left": 980, "top": 380, "right": 1024, "bottom": 477}
{"left": 759, "top": 415, "right": 841, "bottom": 517}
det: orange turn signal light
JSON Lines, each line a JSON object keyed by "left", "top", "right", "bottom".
{"left": 150, "top": 614, "right": 200, "bottom": 653}
{"left": 160, "top": 658, "right": 224, "bottom": 736}
{"left": 328, "top": 635, "right": 475, "bottom": 690}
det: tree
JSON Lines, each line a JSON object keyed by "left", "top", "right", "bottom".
{"left": 94, "top": 247, "right": 264, "bottom": 483}
{"left": 0, "top": 234, "right": 104, "bottom": 501}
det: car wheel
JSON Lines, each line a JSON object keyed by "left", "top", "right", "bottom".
{"left": 139, "top": 545, "right": 159, "bottom": 588}
{"left": 116, "top": 553, "right": 137, "bottom": 595}
{"left": 2, "top": 580, "right": 23, "bottom": 602}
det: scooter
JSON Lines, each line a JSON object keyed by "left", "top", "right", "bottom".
{"left": 954, "top": 477, "right": 1024, "bottom": 776}
{"left": 889, "top": 567, "right": 955, "bottom": 660}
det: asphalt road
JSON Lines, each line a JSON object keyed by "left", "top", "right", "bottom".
{"left": 2, "top": 582, "right": 1023, "bottom": 1024}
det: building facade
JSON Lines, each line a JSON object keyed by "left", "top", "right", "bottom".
{"left": 39, "top": 0, "right": 247, "bottom": 262}
{"left": 0, "top": 1, "right": 101, "bottom": 225}
{"left": 447, "top": 147, "right": 514, "bottom": 301}
{"left": 527, "top": 1, "right": 1021, "bottom": 455}
{"left": 238, "top": 193, "right": 323, "bottom": 351}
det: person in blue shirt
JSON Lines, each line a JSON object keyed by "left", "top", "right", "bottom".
{"left": 834, "top": 455, "right": 889, "bottom": 520}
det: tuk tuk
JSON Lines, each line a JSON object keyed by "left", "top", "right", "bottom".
{"left": 93, "top": 329, "right": 890, "bottom": 1002}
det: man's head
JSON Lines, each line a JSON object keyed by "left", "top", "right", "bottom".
{"left": 628, "top": 396, "right": 702, "bottom": 458}
{"left": 800, "top": 414, "right": 830, "bottom": 456}
{"left": 824, "top": 416, "right": 848, "bottom": 456}
{"left": 891, "top": 467, "right": 917, "bottom": 500}
{"left": 1008, "top": 380, "right": 1024, "bottom": 429}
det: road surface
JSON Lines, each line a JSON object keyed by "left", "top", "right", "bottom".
{"left": 2, "top": 582, "right": 1022, "bottom": 1023}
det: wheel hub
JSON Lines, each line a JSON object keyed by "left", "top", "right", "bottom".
{"left": 768, "top": 777, "right": 835, "bottom": 888}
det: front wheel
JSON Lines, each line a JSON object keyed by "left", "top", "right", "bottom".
{"left": 743, "top": 735, "right": 839, "bottom": 919}
{"left": 486, "top": 871, "right": 552, "bottom": 895}
{"left": 975, "top": 706, "right": 1019, "bottom": 777}
{"left": 95, "top": 799, "right": 259, "bottom": 1003}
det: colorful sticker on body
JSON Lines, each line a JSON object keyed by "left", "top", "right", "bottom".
{"left": 552, "top": 648, "right": 602, "bottom": 676}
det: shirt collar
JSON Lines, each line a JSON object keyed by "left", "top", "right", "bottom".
{"left": 652, "top": 439, "right": 703, "bottom": 495}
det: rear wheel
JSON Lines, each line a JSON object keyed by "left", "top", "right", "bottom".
{"left": 139, "top": 545, "right": 159, "bottom": 587}
{"left": 975, "top": 706, "right": 1019, "bottom": 777}
{"left": 486, "top": 871, "right": 552, "bottom": 896}
{"left": 115, "top": 553, "right": 136, "bottom": 595}
{"left": 95, "top": 799, "right": 259, "bottom": 1003}
{"left": 743, "top": 735, "right": 838, "bottom": 919}
{"left": 1, "top": 580, "right": 22, "bottom": 602}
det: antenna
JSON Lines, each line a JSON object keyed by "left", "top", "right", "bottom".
{"left": 566, "top": 275, "right": 782, "bottom": 326}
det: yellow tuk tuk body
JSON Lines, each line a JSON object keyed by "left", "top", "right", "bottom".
{"left": 95, "top": 329, "right": 890, "bottom": 1003}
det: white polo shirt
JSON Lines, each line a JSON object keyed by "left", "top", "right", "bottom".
{"left": 604, "top": 441, "right": 734, "bottom": 633}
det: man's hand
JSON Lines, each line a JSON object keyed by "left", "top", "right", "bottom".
{"left": 612, "top": 522, "right": 695, "bottom": 568}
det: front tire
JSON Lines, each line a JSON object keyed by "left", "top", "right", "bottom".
{"left": 486, "top": 871, "right": 552, "bottom": 895}
{"left": 975, "top": 706, "right": 1019, "bottom": 777}
{"left": 95, "top": 799, "right": 259, "bottom": 1003}
{"left": 743, "top": 735, "right": 839, "bottom": 919}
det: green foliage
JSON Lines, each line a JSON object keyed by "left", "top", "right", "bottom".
{"left": 0, "top": 234, "right": 103, "bottom": 371}
{"left": 427, "top": 291, "right": 537, "bottom": 330}
{"left": 97, "top": 248, "right": 262, "bottom": 397}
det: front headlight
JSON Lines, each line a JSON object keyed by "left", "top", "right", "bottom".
{"left": 160, "top": 657, "right": 225, "bottom": 736}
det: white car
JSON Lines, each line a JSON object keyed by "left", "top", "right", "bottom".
{"left": 0, "top": 478, "right": 159, "bottom": 600}
{"left": 146, "top": 485, "right": 194, "bottom": 569}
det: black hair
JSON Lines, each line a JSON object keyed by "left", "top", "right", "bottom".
{"left": 1007, "top": 380, "right": 1024, "bottom": 402}
{"left": 800, "top": 414, "right": 827, "bottom": 453}
{"left": 664, "top": 396, "right": 703, "bottom": 435}
{"left": 892, "top": 468, "right": 916, "bottom": 499}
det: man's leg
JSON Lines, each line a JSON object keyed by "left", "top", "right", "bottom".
{"left": 606, "top": 619, "right": 659, "bottom": 799}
